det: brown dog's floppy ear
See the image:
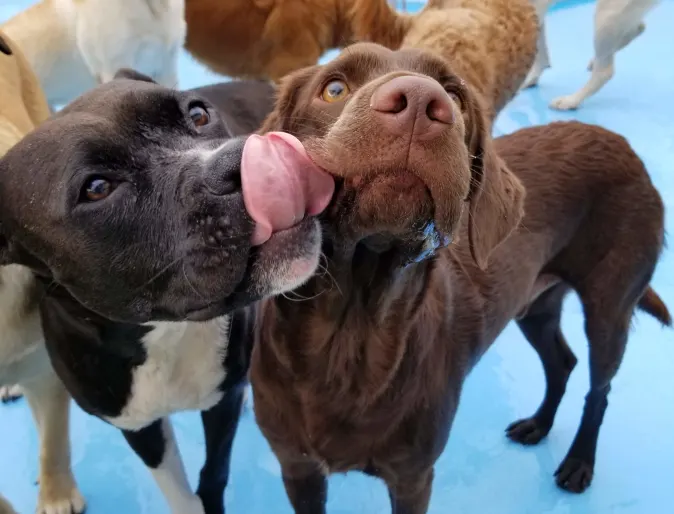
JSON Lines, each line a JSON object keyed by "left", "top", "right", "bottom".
{"left": 259, "top": 65, "right": 318, "bottom": 134}
{"left": 465, "top": 92, "right": 525, "bottom": 269}
{"left": 113, "top": 68, "right": 157, "bottom": 84}
{"left": 0, "top": 34, "right": 12, "bottom": 55}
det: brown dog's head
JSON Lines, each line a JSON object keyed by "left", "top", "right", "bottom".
{"left": 256, "top": 42, "right": 524, "bottom": 268}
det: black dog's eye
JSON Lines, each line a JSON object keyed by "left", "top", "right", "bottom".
{"left": 80, "top": 177, "right": 116, "bottom": 203}
{"left": 189, "top": 103, "right": 210, "bottom": 127}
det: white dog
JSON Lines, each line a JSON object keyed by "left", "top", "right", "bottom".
{"left": 1, "top": 0, "right": 186, "bottom": 108}
{"left": 523, "top": 0, "right": 660, "bottom": 110}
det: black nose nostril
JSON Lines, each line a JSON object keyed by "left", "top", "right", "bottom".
{"left": 207, "top": 160, "right": 240, "bottom": 196}
{"left": 203, "top": 137, "right": 246, "bottom": 196}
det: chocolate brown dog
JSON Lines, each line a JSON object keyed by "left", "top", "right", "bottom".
{"left": 246, "top": 42, "right": 670, "bottom": 513}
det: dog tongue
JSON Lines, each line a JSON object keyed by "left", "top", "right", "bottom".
{"left": 242, "top": 132, "right": 335, "bottom": 246}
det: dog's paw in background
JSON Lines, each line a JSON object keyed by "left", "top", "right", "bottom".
{"left": 36, "top": 473, "right": 85, "bottom": 514}
{"left": 549, "top": 94, "right": 581, "bottom": 110}
{"left": 0, "top": 385, "right": 23, "bottom": 403}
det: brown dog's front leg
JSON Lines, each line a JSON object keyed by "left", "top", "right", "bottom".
{"left": 281, "top": 460, "right": 327, "bottom": 514}
{"left": 387, "top": 468, "right": 433, "bottom": 514}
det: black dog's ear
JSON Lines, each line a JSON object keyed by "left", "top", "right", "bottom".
{"left": 0, "top": 34, "right": 12, "bottom": 55}
{"left": 113, "top": 68, "right": 157, "bottom": 84}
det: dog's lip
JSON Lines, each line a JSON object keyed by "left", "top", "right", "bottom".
{"left": 184, "top": 217, "right": 319, "bottom": 321}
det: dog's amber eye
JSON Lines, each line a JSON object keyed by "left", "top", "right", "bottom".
{"left": 81, "top": 177, "right": 115, "bottom": 202}
{"left": 321, "top": 80, "right": 350, "bottom": 103}
{"left": 189, "top": 104, "right": 210, "bottom": 127}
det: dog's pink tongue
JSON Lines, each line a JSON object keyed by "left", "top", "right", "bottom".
{"left": 242, "top": 132, "right": 335, "bottom": 246}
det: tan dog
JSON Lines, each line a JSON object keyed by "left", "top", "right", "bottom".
{"left": 354, "top": 0, "right": 539, "bottom": 121}
{"left": 0, "top": 31, "right": 84, "bottom": 514}
{"left": 2, "top": 0, "right": 185, "bottom": 108}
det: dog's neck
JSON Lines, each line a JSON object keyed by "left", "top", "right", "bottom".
{"left": 257, "top": 238, "right": 468, "bottom": 407}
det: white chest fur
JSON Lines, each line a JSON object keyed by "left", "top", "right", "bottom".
{"left": 106, "top": 316, "right": 230, "bottom": 431}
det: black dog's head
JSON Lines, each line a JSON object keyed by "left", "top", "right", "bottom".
{"left": 0, "top": 70, "right": 334, "bottom": 322}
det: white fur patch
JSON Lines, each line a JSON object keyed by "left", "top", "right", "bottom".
{"left": 106, "top": 317, "right": 230, "bottom": 431}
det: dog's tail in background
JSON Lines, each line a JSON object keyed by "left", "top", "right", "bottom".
{"left": 637, "top": 286, "right": 672, "bottom": 326}
{"left": 0, "top": 493, "right": 17, "bottom": 514}
{"left": 350, "top": 0, "right": 413, "bottom": 49}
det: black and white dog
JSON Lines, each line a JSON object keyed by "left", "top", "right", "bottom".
{"left": 0, "top": 70, "right": 334, "bottom": 514}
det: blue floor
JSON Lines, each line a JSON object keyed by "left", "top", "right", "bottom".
{"left": 2, "top": 1, "right": 674, "bottom": 513}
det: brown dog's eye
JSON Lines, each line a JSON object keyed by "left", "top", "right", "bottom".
{"left": 81, "top": 177, "right": 115, "bottom": 202}
{"left": 189, "top": 104, "right": 210, "bottom": 127}
{"left": 321, "top": 80, "right": 350, "bottom": 103}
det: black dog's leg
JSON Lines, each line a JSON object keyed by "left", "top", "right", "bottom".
{"left": 196, "top": 385, "right": 245, "bottom": 514}
{"left": 507, "top": 284, "right": 577, "bottom": 445}
{"left": 123, "top": 418, "right": 205, "bottom": 513}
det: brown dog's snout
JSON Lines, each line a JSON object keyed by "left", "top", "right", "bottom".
{"left": 370, "top": 76, "right": 453, "bottom": 138}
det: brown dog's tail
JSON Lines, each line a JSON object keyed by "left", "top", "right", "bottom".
{"left": 637, "top": 287, "right": 672, "bottom": 326}
{"left": 349, "top": 0, "right": 413, "bottom": 49}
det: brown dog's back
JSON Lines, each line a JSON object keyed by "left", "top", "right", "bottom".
{"left": 480, "top": 122, "right": 666, "bottom": 329}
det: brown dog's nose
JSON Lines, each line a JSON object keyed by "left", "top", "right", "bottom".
{"left": 370, "top": 76, "right": 453, "bottom": 138}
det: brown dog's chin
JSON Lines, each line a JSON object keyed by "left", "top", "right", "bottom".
{"left": 348, "top": 171, "right": 434, "bottom": 238}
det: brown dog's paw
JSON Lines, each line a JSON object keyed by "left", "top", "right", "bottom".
{"left": 37, "top": 474, "right": 85, "bottom": 514}
{"left": 554, "top": 457, "right": 594, "bottom": 493}
{"left": 0, "top": 385, "right": 23, "bottom": 403}
{"left": 505, "top": 417, "right": 550, "bottom": 445}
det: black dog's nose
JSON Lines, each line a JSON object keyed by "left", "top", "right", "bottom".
{"left": 203, "top": 136, "right": 246, "bottom": 196}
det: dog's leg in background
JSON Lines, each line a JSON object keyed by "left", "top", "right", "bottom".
{"left": 196, "top": 385, "right": 245, "bottom": 514}
{"left": 521, "top": 0, "right": 557, "bottom": 89}
{"left": 549, "top": 6, "right": 650, "bottom": 110}
{"left": 22, "top": 370, "right": 85, "bottom": 514}
{"left": 587, "top": 22, "right": 645, "bottom": 71}
{"left": 506, "top": 284, "right": 577, "bottom": 444}
{"left": 123, "top": 419, "right": 206, "bottom": 514}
